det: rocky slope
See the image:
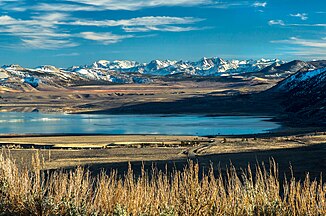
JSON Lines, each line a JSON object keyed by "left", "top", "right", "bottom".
{"left": 271, "top": 66, "right": 326, "bottom": 123}
{"left": 245, "top": 60, "right": 316, "bottom": 78}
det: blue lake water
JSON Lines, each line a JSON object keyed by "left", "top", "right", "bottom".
{"left": 0, "top": 112, "right": 280, "bottom": 136}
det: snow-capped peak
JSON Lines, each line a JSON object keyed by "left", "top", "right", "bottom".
{"left": 34, "top": 65, "right": 61, "bottom": 73}
{"left": 92, "top": 60, "right": 139, "bottom": 70}
{"left": 92, "top": 60, "right": 110, "bottom": 69}
{"left": 2, "top": 64, "right": 25, "bottom": 71}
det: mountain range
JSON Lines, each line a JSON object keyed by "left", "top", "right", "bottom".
{"left": 0, "top": 57, "right": 325, "bottom": 91}
{"left": 87, "top": 58, "right": 285, "bottom": 76}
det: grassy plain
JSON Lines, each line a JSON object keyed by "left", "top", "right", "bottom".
{"left": 1, "top": 133, "right": 325, "bottom": 180}
{"left": 1, "top": 147, "right": 325, "bottom": 215}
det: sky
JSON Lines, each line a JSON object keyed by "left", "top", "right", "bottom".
{"left": 0, "top": 0, "right": 325, "bottom": 67}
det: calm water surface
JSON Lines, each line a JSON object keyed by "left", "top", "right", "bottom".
{"left": 0, "top": 112, "right": 280, "bottom": 136}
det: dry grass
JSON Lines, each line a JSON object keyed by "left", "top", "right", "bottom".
{"left": 0, "top": 152, "right": 325, "bottom": 216}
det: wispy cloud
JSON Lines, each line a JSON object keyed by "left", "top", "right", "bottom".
{"left": 0, "top": 14, "right": 77, "bottom": 49}
{"left": 32, "top": 3, "right": 100, "bottom": 12}
{"left": 0, "top": 0, "right": 27, "bottom": 11}
{"left": 284, "top": 47, "right": 326, "bottom": 58}
{"left": 268, "top": 20, "right": 285, "bottom": 26}
{"left": 21, "top": 37, "right": 77, "bottom": 49}
{"left": 207, "top": 1, "right": 253, "bottom": 9}
{"left": 26, "top": 0, "right": 267, "bottom": 12}
{"left": 64, "top": 16, "right": 205, "bottom": 33}
{"left": 272, "top": 37, "right": 326, "bottom": 48}
{"left": 65, "top": 0, "right": 212, "bottom": 11}
{"left": 290, "top": 23, "right": 326, "bottom": 27}
{"left": 0, "top": 0, "right": 20, "bottom": 4}
{"left": 209, "top": 1, "right": 266, "bottom": 11}
{"left": 4, "top": 0, "right": 271, "bottom": 12}
{"left": 67, "top": 16, "right": 204, "bottom": 27}
{"left": 271, "top": 37, "right": 326, "bottom": 58}
{"left": 79, "top": 32, "right": 134, "bottom": 45}
{"left": 252, "top": 2, "right": 267, "bottom": 7}
{"left": 290, "top": 13, "right": 308, "bottom": 20}
{"left": 0, "top": 13, "right": 205, "bottom": 49}
{"left": 268, "top": 19, "right": 326, "bottom": 27}
{"left": 54, "top": 52, "right": 80, "bottom": 57}
{"left": 123, "top": 26, "right": 204, "bottom": 32}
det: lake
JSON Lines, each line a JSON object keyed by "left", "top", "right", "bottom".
{"left": 0, "top": 112, "right": 280, "bottom": 136}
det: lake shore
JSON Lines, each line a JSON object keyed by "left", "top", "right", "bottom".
{"left": 0, "top": 112, "right": 282, "bottom": 136}
{"left": 1, "top": 80, "right": 324, "bottom": 134}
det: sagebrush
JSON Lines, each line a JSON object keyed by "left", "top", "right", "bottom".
{"left": 0, "top": 153, "right": 325, "bottom": 215}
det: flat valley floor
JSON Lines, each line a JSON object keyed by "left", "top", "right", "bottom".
{"left": 2, "top": 133, "right": 326, "bottom": 180}
{"left": 0, "top": 78, "right": 280, "bottom": 115}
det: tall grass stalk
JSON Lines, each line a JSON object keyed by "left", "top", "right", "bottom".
{"left": 0, "top": 153, "right": 325, "bottom": 215}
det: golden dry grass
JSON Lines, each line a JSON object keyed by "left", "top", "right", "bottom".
{"left": 0, "top": 152, "right": 325, "bottom": 216}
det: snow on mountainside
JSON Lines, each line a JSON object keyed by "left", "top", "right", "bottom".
{"left": 272, "top": 67, "right": 326, "bottom": 122}
{"left": 89, "top": 57, "right": 285, "bottom": 76}
{"left": 0, "top": 57, "right": 289, "bottom": 90}
{"left": 3, "top": 58, "right": 326, "bottom": 91}
{"left": 276, "top": 68, "right": 326, "bottom": 92}
{"left": 92, "top": 60, "right": 139, "bottom": 70}
{"left": 34, "top": 65, "right": 61, "bottom": 73}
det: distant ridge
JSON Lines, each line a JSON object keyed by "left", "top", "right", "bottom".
{"left": 272, "top": 66, "right": 326, "bottom": 123}
{"left": 0, "top": 58, "right": 325, "bottom": 91}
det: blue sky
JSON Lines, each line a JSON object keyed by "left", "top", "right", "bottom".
{"left": 0, "top": 0, "right": 325, "bottom": 67}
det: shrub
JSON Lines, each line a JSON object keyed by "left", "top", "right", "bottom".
{"left": 0, "top": 153, "right": 325, "bottom": 215}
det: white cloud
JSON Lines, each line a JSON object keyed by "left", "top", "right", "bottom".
{"left": 67, "top": 16, "right": 203, "bottom": 27}
{"left": 0, "top": 0, "right": 27, "bottom": 11}
{"left": 286, "top": 48, "right": 326, "bottom": 58}
{"left": 63, "top": 16, "right": 205, "bottom": 33}
{"left": 268, "top": 20, "right": 285, "bottom": 26}
{"left": 54, "top": 52, "right": 80, "bottom": 57}
{"left": 0, "top": 14, "right": 78, "bottom": 49}
{"left": 123, "top": 25, "right": 202, "bottom": 32}
{"left": 268, "top": 19, "right": 326, "bottom": 27}
{"left": 0, "top": 13, "right": 206, "bottom": 49}
{"left": 0, "top": 15, "right": 16, "bottom": 24}
{"left": 6, "top": 0, "right": 268, "bottom": 12}
{"left": 64, "top": 16, "right": 204, "bottom": 34}
{"left": 65, "top": 0, "right": 211, "bottom": 11}
{"left": 253, "top": 2, "right": 267, "bottom": 7}
{"left": 27, "top": 0, "right": 263, "bottom": 12}
{"left": 290, "top": 23, "right": 326, "bottom": 27}
{"left": 21, "top": 37, "right": 78, "bottom": 49}
{"left": 271, "top": 37, "right": 326, "bottom": 58}
{"left": 208, "top": 1, "right": 250, "bottom": 9}
{"left": 79, "top": 32, "right": 134, "bottom": 45}
{"left": 32, "top": 3, "right": 100, "bottom": 12}
{"left": 290, "top": 13, "right": 308, "bottom": 21}
{"left": 272, "top": 37, "right": 326, "bottom": 48}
